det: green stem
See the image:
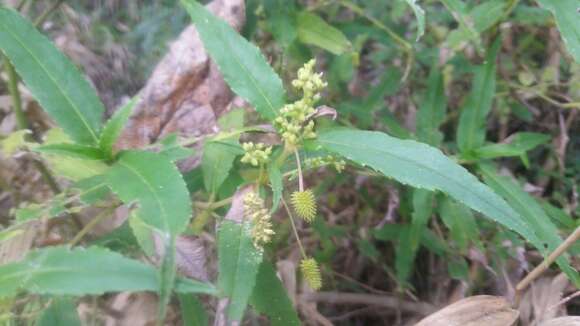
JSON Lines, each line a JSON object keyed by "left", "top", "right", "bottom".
{"left": 281, "top": 198, "right": 307, "bottom": 259}
{"left": 3, "top": 57, "right": 27, "bottom": 130}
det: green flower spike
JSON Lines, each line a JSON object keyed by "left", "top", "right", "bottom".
{"left": 300, "top": 257, "right": 322, "bottom": 290}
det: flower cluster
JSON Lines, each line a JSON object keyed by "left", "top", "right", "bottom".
{"left": 243, "top": 192, "right": 275, "bottom": 248}
{"left": 291, "top": 189, "right": 317, "bottom": 222}
{"left": 305, "top": 155, "right": 347, "bottom": 173}
{"left": 274, "top": 59, "right": 327, "bottom": 147}
{"left": 240, "top": 142, "right": 272, "bottom": 166}
{"left": 300, "top": 257, "right": 322, "bottom": 290}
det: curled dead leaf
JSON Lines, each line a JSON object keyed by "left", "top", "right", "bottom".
{"left": 415, "top": 295, "right": 519, "bottom": 326}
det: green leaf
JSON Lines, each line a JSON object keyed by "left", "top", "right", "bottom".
{"left": 129, "top": 212, "right": 156, "bottom": 257}
{"left": 105, "top": 150, "right": 192, "bottom": 235}
{"left": 0, "top": 246, "right": 216, "bottom": 297}
{"left": 536, "top": 0, "right": 580, "bottom": 63}
{"left": 439, "top": 196, "right": 481, "bottom": 252}
{"left": 34, "top": 143, "right": 105, "bottom": 160}
{"left": 41, "top": 129, "right": 108, "bottom": 181}
{"left": 268, "top": 164, "right": 283, "bottom": 213}
{"left": 157, "top": 134, "right": 195, "bottom": 162}
{"left": 441, "top": 0, "right": 483, "bottom": 53}
{"left": 457, "top": 38, "right": 500, "bottom": 154}
{"left": 73, "top": 175, "right": 109, "bottom": 205}
{"left": 99, "top": 97, "right": 138, "bottom": 160}
{"left": 264, "top": 0, "right": 297, "bottom": 48}
{"left": 0, "top": 129, "right": 31, "bottom": 155}
{"left": 0, "top": 8, "right": 104, "bottom": 145}
{"left": 37, "top": 298, "right": 81, "bottom": 326}
{"left": 479, "top": 164, "right": 580, "bottom": 287}
{"left": 317, "top": 128, "right": 540, "bottom": 248}
{"left": 179, "top": 294, "right": 208, "bottom": 326}
{"left": 181, "top": 0, "right": 286, "bottom": 120}
{"left": 396, "top": 189, "right": 433, "bottom": 284}
{"left": 249, "top": 262, "right": 300, "bottom": 326}
{"left": 403, "top": 0, "right": 426, "bottom": 41}
{"left": 218, "top": 221, "right": 264, "bottom": 321}
{"left": 202, "top": 140, "right": 242, "bottom": 194}
{"left": 541, "top": 203, "right": 576, "bottom": 229}
{"left": 474, "top": 132, "right": 551, "bottom": 160}
{"left": 416, "top": 64, "right": 447, "bottom": 146}
{"left": 296, "top": 11, "right": 351, "bottom": 55}
{"left": 37, "top": 298, "right": 80, "bottom": 326}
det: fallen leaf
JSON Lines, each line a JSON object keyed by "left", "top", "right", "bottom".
{"left": 415, "top": 295, "right": 519, "bottom": 326}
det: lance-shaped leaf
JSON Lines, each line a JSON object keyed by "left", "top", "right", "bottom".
{"left": 0, "top": 246, "right": 217, "bottom": 297}
{"left": 105, "top": 150, "right": 192, "bottom": 235}
{"left": 34, "top": 143, "right": 105, "bottom": 160}
{"left": 37, "top": 298, "right": 82, "bottom": 326}
{"left": 99, "top": 97, "right": 138, "bottom": 160}
{"left": 218, "top": 220, "right": 263, "bottom": 321}
{"left": 317, "top": 128, "right": 540, "bottom": 248}
{"left": 0, "top": 8, "right": 104, "bottom": 145}
{"left": 296, "top": 11, "right": 351, "bottom": 55}
{"left": 181, "top": 0, "right": 285, "bottom": 121}
{"left": 456, "top": 39, "right": 500, "bottom": 154}
{"left": 536, "top": 0, "right": 580, "bottom": 63}
{"left": 417, "top": 64, "right": 446, "bottom": 146}
{"left": 479, "top": 164, "right": 580, "bottom": 286}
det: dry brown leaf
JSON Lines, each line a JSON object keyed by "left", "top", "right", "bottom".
{"left": 415, "top": 295, "right": 519, "bottom": 326}
{"left": 539, "top": 316, "right": 580, "bottom": 326}
{"left": 518, "top": 274, "right": 569, "bottom": 325}
{"left": 153, "top": 233, "right": 209, "bottom": 282}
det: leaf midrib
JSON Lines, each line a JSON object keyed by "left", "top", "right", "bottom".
{"left": 119, "top": 160, "right": 171, "bottom": 233}
{"left": 0, "top": 17, "right": 99, "bottom": 144}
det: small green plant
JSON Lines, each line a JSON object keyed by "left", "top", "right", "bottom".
{"left": 0, "top": 0, "right": 579, "bottom": 325}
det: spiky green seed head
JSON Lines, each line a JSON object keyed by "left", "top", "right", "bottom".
{"left": 300, "top": 258, "right": 322, "bottom": 290}
{"left": 291, "top": 189, "right": 317, "bottom": 222}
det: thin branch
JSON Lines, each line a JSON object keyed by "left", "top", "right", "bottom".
{"left": 516, "top": 226, "right": 580, "bottom": 303}
{"left": 300, "top": 292, "right": 436, "bottom": 315}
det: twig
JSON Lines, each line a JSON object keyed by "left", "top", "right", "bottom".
{"left": 69, "top": 206, "right": 115, "bottom": 246}
{"left": 515, "top": 226, "right": 580, "bottom": 304}
{"left": 300, "top": 291, "right": 436, "bottom": 315}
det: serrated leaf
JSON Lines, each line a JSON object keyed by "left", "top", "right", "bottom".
{"left": 0, "top": 246, "right": 216, "bottom": 297}
{"left": 249, "top": 262, "right": 300, "bottom": 326}
{"left": 105, "top": 150, "right": 192, "bottom": 235}
{"left": 181, "top": 0, "right": 286, "bottom": 121}
{"left": 218, "top": 221, "right": 263, "bottom": 321}
{"left": 403, "top": 0, "right": 425, "bottom": 41}
{"left": 457, "top": 38, "right": 500, "bottom": 154}
{"left": 37, "top": 298, "right": 81, "bottom": 326}
{"left": 34, "top": 143, "right": 105, "bottom": 160}
{"left": 99, "top": 97, "right": 138, "bottom": 160}
{"left": 317, "top": 129, "right": 540, "bottom": 249}
{"left": 0, "top": 8, "right": 104, "bottom": 145}
{"left": 202, "top": 140, "right": 242, "bottom": 194}
{"left": 536, "top": 0, "right": 580, "bottom": 63}
{"left": 296, "top": 11, "right": 351, "bottom": 55}
{"left": 417, "top": 64, "right": 446, "bottom": 146}
{"left": 479, "top": 164, "right": 580, "bottom": 287}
